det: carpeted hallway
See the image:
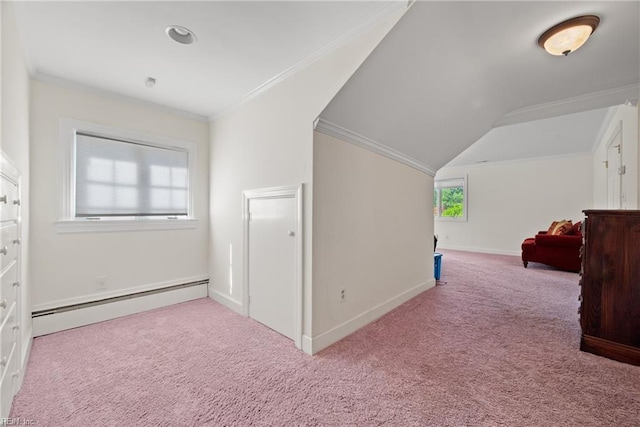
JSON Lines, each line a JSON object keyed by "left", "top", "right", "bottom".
{"left": 10, "top": 250, "right": 640, "bottom": 426}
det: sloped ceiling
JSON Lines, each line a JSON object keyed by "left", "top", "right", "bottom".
{"left": 320, "top": 1, "right": 640, "bottom": 173}
{"left": 445, "top": 107, "right": 613, "bottom": 167}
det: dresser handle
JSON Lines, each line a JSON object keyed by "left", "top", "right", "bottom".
{"left": 0, "top": 300, "right": 7, "bottom": 309}
{"left": 13, "top": 238, "right": 20, "bottom": 245}
{"left": 0, "top": 247, "right": 7, "bottom": 255}
{"left": 12, "top": 324, "right": 19, "bottom": 332}
{"left": 13, "top": 199, "right": 20, "bottom": 206}
{"left": 0, "top": 195, "right": 6, "bottom": 204}
{"left": 12, "top": 281, "right": 20, "bottom": 288}
{"left": 0, "top": 357, "right": 7, "bottom": 367}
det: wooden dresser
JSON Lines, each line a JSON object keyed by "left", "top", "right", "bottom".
{"left": 580, "top": 210, "right": 640, "bottom": 366}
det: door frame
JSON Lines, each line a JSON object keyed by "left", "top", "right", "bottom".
{"left": 606, "top": 120, "right": 623, "bottom": 209}
{"left": 242, "top": 184, "right": 303, "bottom": 349}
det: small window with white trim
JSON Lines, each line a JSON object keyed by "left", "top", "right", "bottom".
{"left": 434, "top": 177, "right": 467, "bottom": 221}
{"left": 58, "top": 119, "right": 197, "bottom": 232}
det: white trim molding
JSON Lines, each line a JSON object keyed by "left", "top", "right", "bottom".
{"left": 436, "top": 245, "right": 521, "bottom": 257}
{"left": 591, "top": 106, "right": 621, "bottom": 152}
{"left": 315, "top": 119, "right": 436, "bottom": 176}
{"left": 494, "top": 84, "right": 640, "bottom": 127}
{"left": 242, "top": 184, "right": 304, "bottom": 350}
{"left": 55, "top": 218, "right": 198, "bottom": 234}
{"left": 210, "top": 2, "right": 409, "bottom": 122}
{"left": 57, "top": 118, "right": 199, "bottom": 233}
{"left": 208, "top": 288, "right": 243, "bottom": 315}
{"left": 307, "top": 279, "right": 435, "bottom": 355}
{"left": 32, "top": 275, "right": 208, "bottom": 312}
{"left": 32, "top": 282, "right": 208, "bottom": 336}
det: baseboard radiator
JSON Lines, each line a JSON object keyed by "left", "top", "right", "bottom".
{"left": 32, "top": 279, "right": 208, "bottom": 336}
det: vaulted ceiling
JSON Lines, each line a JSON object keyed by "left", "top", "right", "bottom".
{"left": 12, "top": 1, "right": 640, "bottom": 171}
{"left": 320, "top": 1, "right": 640, "bottom": 172}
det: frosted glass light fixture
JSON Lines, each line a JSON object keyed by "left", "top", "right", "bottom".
{"left": 538, "top": 15, "right": 599, "bottom": 56}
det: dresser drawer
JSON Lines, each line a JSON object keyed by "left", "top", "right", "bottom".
{"left": 0, "top": 223, "right": 18, "bottom": 273}
{"left": 0, "top": 177, "right": 18, "bottom": 222}
{"left": 0, "top": 335, "right": 17, "bottom": 419}
{"left": 0, "top": 304, "right": 19, "bottom": 378}
{"left": 0, "top": 303, "right": 17, "bottom": 376}
{"left": 0, "top": 263, "right": 17, "bottom": 325}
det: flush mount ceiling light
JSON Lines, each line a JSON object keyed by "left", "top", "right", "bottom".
{"left": 538, "top": 15, "right": 600, "bottom": 56}
{"left": 166, "top": 25, "right": 196, "bottom": 45}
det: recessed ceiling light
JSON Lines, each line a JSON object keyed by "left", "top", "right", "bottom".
{"left": 166, "top": 25, "right": 196, "bottom": 45}
{"left": 538, "top": 15, "right": 599, "bottom": 56}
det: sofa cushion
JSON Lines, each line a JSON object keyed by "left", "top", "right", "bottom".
{"left": 567, "top": 221, "right": 582, "bottom": 236}
{"left": 547, "top": 220, "right": 573, "bottom": 235}
{"left": 535, "top": 233, "right": 582, "bottom": 247}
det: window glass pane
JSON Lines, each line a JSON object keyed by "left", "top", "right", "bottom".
{"left": 75, "top": 133, "right": 188, "bottom": 217}
{"left": 434, "top": 177, "right": 466, "bottom": 220}
{"left": 440, "top": 186, "right": 464, "bottom": 218}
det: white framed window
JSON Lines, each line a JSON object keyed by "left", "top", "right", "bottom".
{"left": 434, "top": 177, "right": 467, "bottom": 221}
{"left": 57, "top": 118, "right": 198, "bottom": 233}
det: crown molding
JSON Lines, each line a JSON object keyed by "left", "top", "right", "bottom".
{"left": 32, "top": 73, "right": 209, "bottom": 122}
{"left": 494, "top": 83, "right": 640, "bottom": 127}
{"left": 209, "top": 1, "right": 408, "bottom": 122}
{"left": 315, "top": 119, "right": 436, "bottom": 176}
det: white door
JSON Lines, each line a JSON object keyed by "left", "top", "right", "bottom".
{"left": 606, "top": 125, "right": 623, "bottom": 209}
{"left": 248, "top": 196, "right": 297, "bottom": 340}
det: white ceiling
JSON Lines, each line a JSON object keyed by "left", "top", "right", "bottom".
{"left": 320, "top": 1, "right": 640, "bottom": 172}
{"left": 445, "top": 106, "right": 614, "bottom": 167}
{"left": 11, "top": 1, "right": 640, "bottom": 170}
{"left": 13, "top": 1, "right": 404, "bottom": 119}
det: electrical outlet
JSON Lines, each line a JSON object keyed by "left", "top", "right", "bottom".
{"left": 96, "top": 276, "right": 108, "bottom": 290}
{"left": 339, "top": 288, "right": 346, "bottom": 303}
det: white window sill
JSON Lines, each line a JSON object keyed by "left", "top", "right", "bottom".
{"left": 435, "top": 217, "right": 467, "bottom": 222}
{"left": 55, "top": 218, "right": 198, "bottom": 234}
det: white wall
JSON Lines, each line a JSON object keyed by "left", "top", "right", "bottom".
{"left": 311, "top": 131, "right": 433, "bottom": 352}
{"left": 1, "top": 1, "right": 32, "bottom": 365}
{"left": 29, "top": 80, "right": 209, "bottom": 310}
{"left": 208, "top": 9, "right": 405, "bottom": 352}
{"left": 435, "top": 154, "right": 593, "bottom": 256}
{"left": 592, "top": 104, "right": 639, "bottom": 209}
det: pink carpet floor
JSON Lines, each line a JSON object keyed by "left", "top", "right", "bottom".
{"left": 11, "top": 250, "right": 640, "bottom": 426}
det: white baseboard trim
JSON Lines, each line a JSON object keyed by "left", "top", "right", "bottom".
{"left": 32, "top": 274, "right": 209, "bottom": 312}
{"left": 438, "top": 245, "right": 521, "bottom": 257}
{"left": 301, "top": 334, "right": 313, "bottom": 355}
{"left": 33, "top": 283, "right": 207, "bottom": 337}
{"left": 208, "top": 288, "right": 243, "bottom": 315}
{"left": 309, "top": 279, "right": 435, "bottom": 355}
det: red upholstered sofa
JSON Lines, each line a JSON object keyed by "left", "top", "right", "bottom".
{"left": 521, "top": 222, "right": 582, "bottom": 272}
